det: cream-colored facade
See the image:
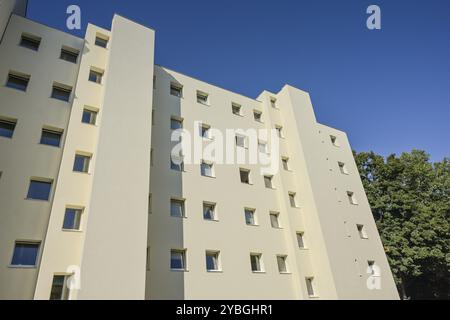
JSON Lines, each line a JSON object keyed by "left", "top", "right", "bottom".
{"left": 0, "top": 0, "right": 399, "bottom": 300}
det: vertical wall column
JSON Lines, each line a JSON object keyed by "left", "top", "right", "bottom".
{"left": 78, "top": 15, "right": 155, "bottom": 300}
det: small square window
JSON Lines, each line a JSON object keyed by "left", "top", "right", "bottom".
{"left": 40, "top": 128, "right": 62, "bottom": 147}
{"left": 11, "top": 242, "right": 40, "bottom": 267}
{"left": 270, "top": 98, "right": 277, "bottom": 108}
{"left": 82, "top": 108, "right": 98, "bottom": 125}
{"left": 203, "top": 202, "right": 217, "bottom": 221}
{"left": 20, "top": 33, "right": 41, "bottom": 51}
{"left": 170, "top": 83, "right": 183, "bottom": 97}
{"left": 306, "top": 277, "right": 316, "bottom": 297}
{"left": 250, "top": 253, "right": 263, "bottom": 272}
{"left": 330, "top": 135, "right": 340, "bottom": 147}
{"left": 270, "top": 212, "right": 280, "bottom": 228}
{"left": 88, "top": 69, "right": 103, "bottom": 84}
{"left": 258, "top": 141, "right": 268, "bottom": 154}
{"left": 347, "top": 191, "right": 358, "bottom": 205}
{"left": 170, "top": 199, "right": 185, "bottom": 218}
{"left": 199, "top": 124, "right": 211, "bottom": 139}
{"left": 297, "top": 232, "right": 306, "bottom": 249}
{"left": 245, "top": 208, "right": 256, "bottom": 226}
{"left": 282, "top": 157, "right": 290, "bottom": 171}
{"left": 170, "top": 117, "right": 183, "bottom": 130}
{"left": 6, "top": 72, "right": 30, "bottom": 91}
{"left": 73, "top": 153, "right": 91, "bottom": 173}
{"left": 201, "top": 161, "right": 214, "bottom": 177}
{"left": 170, "top": 249, "right": 186, "bottom": 270}
{"left": 235, "top": 135, "right": 246, "bottom": 148}
{"left": 253, "top": 110, "right": 262, "bottom": 122}
{"left": 170, "top": 157, "right": 184, "bottom": 172}
{"left": 60, "top": 47, "right": 79, "bottom": 63}
{"left": 27, "top": 179, "right": 52, "bottom": 201}
{"left": 240, "top": 168, "right": 251, "bottom": 184}
{"left": 275, "top": 125, "right": 284, "bottom": 138}
{"left": 289, "top": 192, "right": 298, "bottom": 208}
{"left": 51, "top": 83, "right": 72, "bottom": 102}
{"left": 232, "top": 103, "right": 242, "bottom": 116}
{"left": 197, "top": 91, "right": 209, "bottom": 105}
{"left": 357, "top": 224, "right": 368, "bottom": 239}
{"left": 338, "top": 162, "right": 348, "bottom": 174}
{"left": 205, "top": 251, "right": 220, "bottom": 271}
{"left": 63, "top": 208, "right": 83, "bottom": 230}
{"left": 264, "top": 175, "right": 274, "bottom": 189}
{"left": 50, "top": 275, "right": 70, "bottom": 300}
{"left": 0, "top": 117, "right": 17, "bottom": 138}
{"left": 95, "top": 35, "right": 109, "bottom": 48}
{"left": 277, "top": 255, "right": 288, "bottom": 273}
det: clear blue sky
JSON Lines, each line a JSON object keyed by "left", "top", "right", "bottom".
{"left": 27, "top": 0, "right": 449, "bottom": 161}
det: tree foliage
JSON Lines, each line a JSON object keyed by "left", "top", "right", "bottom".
{"left": 354, "top": 150, "right": 450, "bottom": 299}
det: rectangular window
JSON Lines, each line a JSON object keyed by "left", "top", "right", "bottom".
{"left": 170, "top": 199, "right": 185, "bottom": 218}
{"left": 51, "top": 83, "right": 72, "bottom": 102}
{"left": 27, "top": 179, "right": 52, "bottom": 201}
{"left": 275, "top": 125, "right": 284, "bottom": 138}
{"left": 20, "top": 33, "right": 41, "bottom": 51}
{"left": 0, "top": 117, "right": 17, "bottom": 138}
{"left": 205, "top": 251, "right": 220, "bottom": 271}
{"left": 330, "top": 135, "right": 339, "bottom": 147}
{"left": 347, "top": 191, "right": 358, "bottom": 205}
{"left": 170, "top": 157, "right": 184, "bottom": 172}
{"left": 170, "top": 117, "right": 183, "bottom": 130}
{"left": 245, "top": 208, "right": 256, "bottom": 226}
{"left": 270, "top": 98, "right": 277, "bottom": 108}
{"left": 338, "top": 162, "right": 348, "bottom": 174}
{"left": 306, "top": 277, "right": 316, "bottom": 297}
{"left": 50, "top": 275, "right": 70, "bottom": 300}
{"left": 95, "top": 35, "right": 109, "bottom": 48}
{"left": 197, "top": 91, "right": 209, "bottom": 105}
{"left": 277, "top": 255, "right": 288, "bottom": 273}
{"left": 170, "top": 83, "right": 183, "bottom": 97}
{"left": 60, "top": 47, "right": 79, "bottom": 63}
{"left": 232, "top": 103, "right": 242, "bottom": 116}
{"left": 240, "top": 168, "right": 251, "bottom": 184}
{"left": 199, "top": 123, "right": 211, "bottom": 139}
{"left": 82, "top": 107, "right": 98, "bottom": 125}
{"left": 258, "top": 141, "right": 268, "bottom": 154}
{"left": 203, "top": 202, "right": 217, "bottom": 221}
{"left": 282, "top": 157, "right": 290, "bottom": 171}
{"left": 88, "top": 69, "right": 103, "bottom": 84}
{"left": 264, "top": 175, "right": 273, "bottom": 189}
{"left": 289, "top": 192, "right": 298, "bottom": 208}
{"left": 253, "top": 110, "right": 262, "bottom": 122}
{"left": 170, "top": 249, "right": 186, "bottom": 270}
{"left": 6, "top": 72, "right": 30, "bottom": 91}
{"left": 270, "top": 212, "right": 280, "bottom": 228}
{"left": 40, "top": 128, "right": 62, "bottom": 147}
{"left": 63, "top": 208, "right": 83, "bottom": 230}
{"left": 357, "top": 224, "right": 368, "bottom": 239}
{"left": 297, "top": 232, "right": 306, "bottom": 248}
{"left": 73, "top": 153, "right": 91, "bottom": 173}
{"left": 201, "top": 161, "right": 214, "bottom": 177}
{"left": 11, "top": 242, "right": 40, "bottom": 266}
{"left": 235, "top": 134, "right": 246, "bottom": 148}
{"left": 250, "top": 253, "right": 263, "bottom": 272}
{"left": 368, "top": 261, "right": 379, "bottom": 276}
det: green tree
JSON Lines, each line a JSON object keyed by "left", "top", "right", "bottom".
{"left": 354, "top": 150, "right": 450, "bottom": 299}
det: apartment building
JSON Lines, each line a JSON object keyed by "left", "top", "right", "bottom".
{"left": 0, "top": 0, "right": 399, "bottom": 300}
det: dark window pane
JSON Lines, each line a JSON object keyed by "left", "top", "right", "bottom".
{"left": 7, "top": 74, "right": 29, "bottom": 91}
{"left": 73, "top": 155, "right": 90, "bottom": 173}
{"left": 40, "top": 130, "right": 61, "bottom": 147}
{"left": 206, "top": 254, "right": 217, "bottom": 271}
{"left": 20, "top": 35, "right": 41, "bottom": 51}
{"left": 95, "top": 37, "right": 108, "bottom": 48}
{"left": 63, "top": 208, "right": 82, "bottom": 230}
{"left": 82, "top": 109, "right": 97, "bottom": 125}
{"left": 50, "top": 275, "right": 69, "bottom": 300}
{"left": 27, "top": 180, "right": 52, "bottom": 200}
{"left": 11, "top": 243, "right": 39, "bottom": 266}
{"left": 60, "top": 49, "right": 78, "bottom": 63}
{"left": 0, "top": 120, "right": 16, "bottom": 138}
{"left": 88, "top": 70, "right": 103, "bottom": 84}
{"left": 170, "top": 252, "right": 184, "bottom": 269}
{"left": 51, "top": 86, "right": 71, "bottom": 102}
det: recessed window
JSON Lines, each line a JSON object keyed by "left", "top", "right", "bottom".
{"left": 289, "top": 192, "right": 298, "bottom": 208}
{"left": 148, "top": 194, "right": 152, "bottom": 214}
{"left": 240, "top": 168, "right": 251, "bottom": 184}
{"left": 206, "top": 251, "right": 220, "bottom": 271}
{"left": 50, "top": 275, "right": 70, "bottom": 300}
{"left": 270, "top": 97, "right": 277, "bottom": 108}
{"left": 82, "top": 107, "right": 98, "bottom": 125}
{"left": 306, "top": 277, "right": 316, "bottom": 297}
{"left": 250, "top": 253, "right": 263, "bottom": 272}
{"left": 73, "top": 153, "right": 91, "bottom": 173}
{"left": 368, "top": 261, "right": 380, "bottom": 276}
{"left": 170, "top": 156, "right": 184, "bottom": 172}
{"left": 347, "top": 191, "right": 358, "bottom": 205}
{"left": 235, "top": 134, "right": 247, "bottom": 148}
{"left": 95, "top": 35, "right": 109, "bottom": 48}
{"left": 199, "top": 123, "right": 211, "bottom": 139}
{"left": 11, "top": 242, "right": 40, "bottom": 266}
{"left": 296, "top": 232, "right": 306, "bottom": 248}
{"left": 282, "top": 157, "right": 290, "bottom": 171}
{"left": 357, "top": 224, "right": 368, "bottom": 239}
{"left": 170, "top": 249, "right": 186, "bottom": 270}
{"left": 6, "top": 71, "right": 30, "bottom": 91}
{"left": 170, "top": 83, "right": 183, "bottom": 97}
{"left": 170, "top": 198, "right": 185, "bottom": 218}
{"left": 197, "top": 91, "right": 209, "bottom": 105}
{"left": 232, "top": 103, "right": 242, "bottom": 116}
{"left": 40, "top": 128, "right": 62, "bottom": 147}
{"left": 330, "top": 135, "right": 340, "bottom": 147}
{"left": 88, "top": 68, "right": 103, "bottom": 84}
{"left": 203, "top": 202, "right": 217, "bottom": 221}
{"left": 51, "top": 83, "right": 72, "bottom": 102}
{"left": 258, "top": 141, "right": 268, "bottom": 154}
{"left": 0, "top": 117, "right": 17, "bottom": 138}
{"left": 60, "top": 47, "right": 79, "bottom": 63}
{"left": 277, "top": 255, "right": 288, "bottom": 273}
{"left": 63, "top": 208, "right": 83, "bottom": 230}
{"left": 270, "top": 212, "right": 280, "bottom": 228}
{"left": 338, "top": 162, "right": 348, "bottom": 174}
{"left": 20, "top": 33, "right": 41, "bottom": 51}
{"left": 253, "top": 110, "right": 262, "bottom": 122}
{"left": 245, "top": 208, "right": 256, "bottom": 226}
{"left": 275, "top": 125, "right": 284, "bottom": 138}
{"left": 170, "top": 117, "right": 183, "bottom": 130}
{"left": 27, "top": 179, "right": 52, "bottom": 201}
{"left": 264, "top": 175, "right": 274, "bottom": 189}
{"left": 201, "top": 161, "right": 214, "bottom": 177}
